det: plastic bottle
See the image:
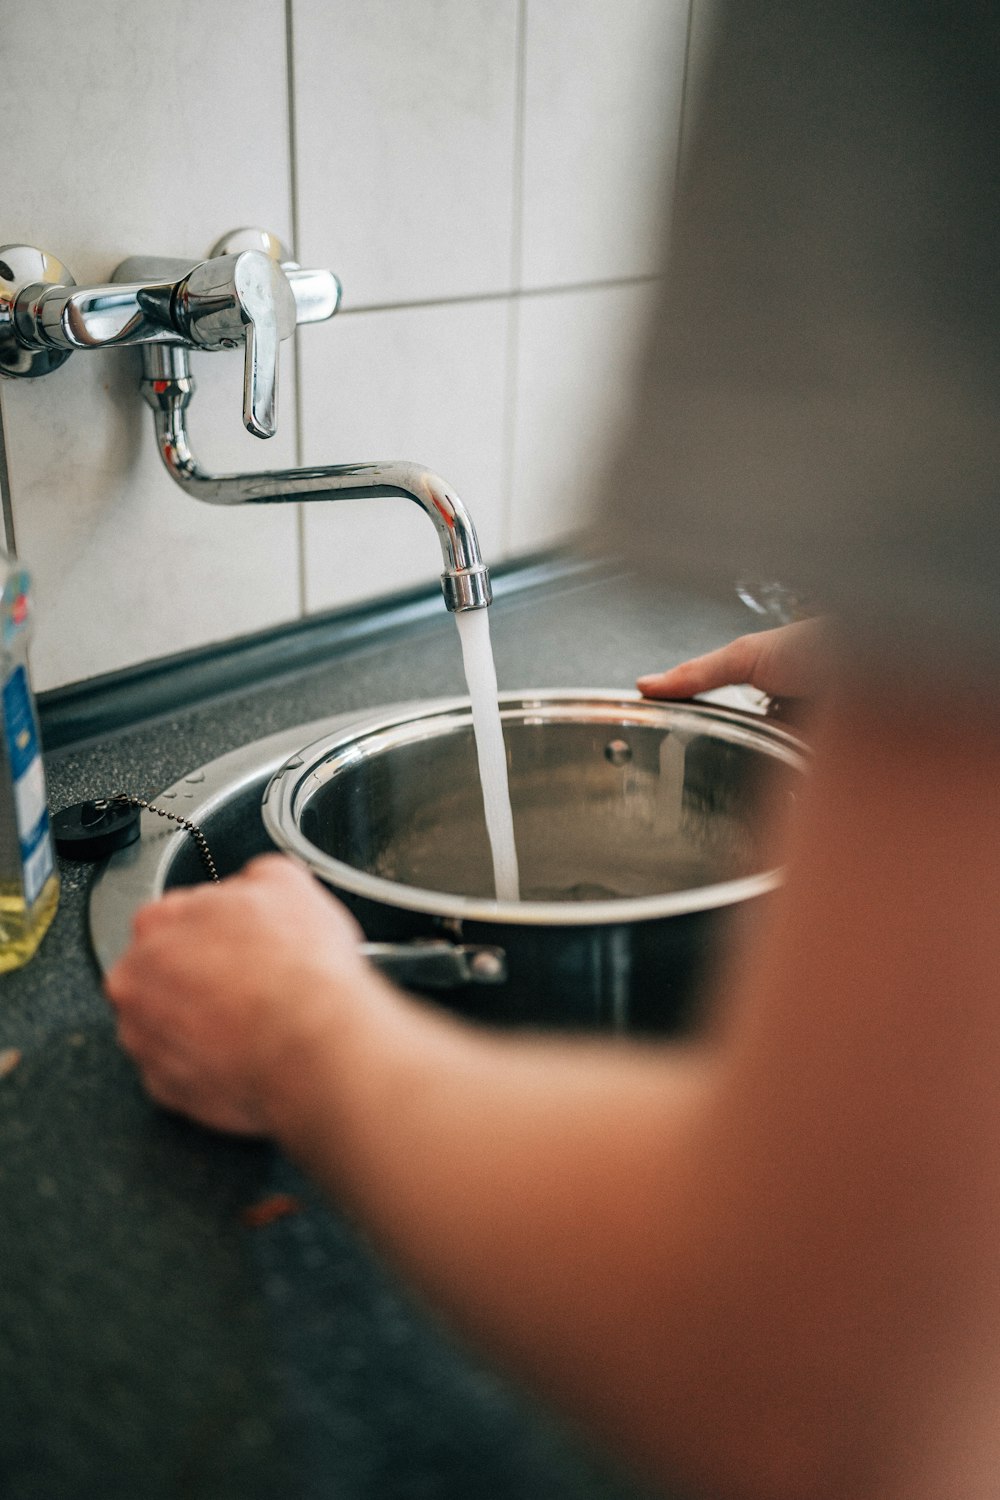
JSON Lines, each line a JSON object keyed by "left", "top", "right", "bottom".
{"left": 1, "top": 548, "right": 59, "bottom": 972}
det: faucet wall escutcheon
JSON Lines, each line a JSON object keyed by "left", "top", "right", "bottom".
{"left": 0, "top": 245, "right": 78, "bottom": 379}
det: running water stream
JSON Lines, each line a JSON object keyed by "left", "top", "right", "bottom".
{"left": 455, "top": 609, "right": 520, "bottom": 902}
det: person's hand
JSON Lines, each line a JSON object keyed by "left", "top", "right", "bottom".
{"left": 637, "top": 618, "right": 829, "bottom": 702}
{"left": 104, "top": 854, "right": 377, "bottom": 1137}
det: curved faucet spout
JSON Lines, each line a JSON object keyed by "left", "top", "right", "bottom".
{"left": 141, "top": 346, "right": 492, "bottom": 612}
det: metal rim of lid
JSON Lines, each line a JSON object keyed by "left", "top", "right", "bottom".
{"left": 262, "top": 690, "right": 807, "bottom": 929}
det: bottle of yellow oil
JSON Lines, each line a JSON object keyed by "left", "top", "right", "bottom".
{"left": 1, "top": 547, "right": 59, "bottom": 972}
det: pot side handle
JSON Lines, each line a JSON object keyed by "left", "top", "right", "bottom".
{"left": 360, "top": 940, "right": 507, "bottom": 988}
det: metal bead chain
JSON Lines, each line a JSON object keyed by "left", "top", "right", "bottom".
{"left": 112, "top": 791, "right": 220, "bottom": 883}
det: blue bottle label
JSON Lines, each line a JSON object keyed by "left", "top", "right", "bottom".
{"left": 1, "top": 568, "right": 32, "bottom": 652}
{"left": 3, "top": 663, "right": 55, "bottom": 906}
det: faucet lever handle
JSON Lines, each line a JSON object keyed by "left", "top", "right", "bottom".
{"left": 174, "top": 250, "right": 297, "bottom": 439}
{"left": 235, "top": 254, "right": 297, "bottom": 438}
{"left": 243, "top": 289, "right": 281, "bottom": 439}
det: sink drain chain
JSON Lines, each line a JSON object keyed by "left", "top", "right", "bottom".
{"left": 110, "top": 792, "right": 221, "bottom": 883}
{"left": 54, "top": 791, "right": 219, "bottom": 880}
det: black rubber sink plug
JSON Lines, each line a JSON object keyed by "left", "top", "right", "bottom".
{"left": 52, "top": 798, "right": 142, "bottom": 861}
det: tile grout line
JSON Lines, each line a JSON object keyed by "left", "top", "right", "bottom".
{"left": 500, "top": 0, "right": 529, "bottom": 557}
{"left": 339, "top": 274, "right": 663, "bottom": 320}
{"left": 284, "top": 0, "right": 309, "bottom": 619}
{"left": 500, "top": 287, "right": 521, "bottom": 562}
{"left": 510, "top": 0, "right": 528, "bottom": 294}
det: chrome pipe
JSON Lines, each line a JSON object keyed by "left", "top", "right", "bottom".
{"left": 141, "top": 346, "right": 492, "bottom": 611}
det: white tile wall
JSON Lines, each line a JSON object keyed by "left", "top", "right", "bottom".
{"left": 509, "top": 281, "right": 661, "bottom": 554}
{"left": 0, "top": 0, "right": 300, "bottom": 690}
{"left": 292, "top": 0, "right": 521, "bottom": 307}
{"left": 520, "top": 0, "right": 689, "bottom": 288}
{"left": 0, "top": 0, "right": 693, "bottom": 691}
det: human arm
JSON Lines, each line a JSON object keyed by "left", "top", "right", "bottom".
{"left": 105, "top": 684, "right": 1000, "bottom": 1500}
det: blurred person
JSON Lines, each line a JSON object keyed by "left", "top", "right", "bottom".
{"left": 105, "top": 6, "right": 1000, "bottom": 1497}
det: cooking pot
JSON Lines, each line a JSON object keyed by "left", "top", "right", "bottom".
{"left": 263, "top": 691, "right": 805, "bottom": 1036}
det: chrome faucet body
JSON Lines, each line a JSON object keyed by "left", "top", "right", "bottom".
{"left": 0, "top": 229, "right": 491, "bottom": 610}
{"left": 0, "top": 232, "right": 338, "bottom": 439}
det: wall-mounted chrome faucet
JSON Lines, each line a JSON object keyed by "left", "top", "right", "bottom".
{"left": 0, "top": 228, "right": 491, "bottom": 611}
{"left": 0, "top": 230, "right": 334, "bottom": 437}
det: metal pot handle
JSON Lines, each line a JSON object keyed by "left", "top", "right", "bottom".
{"left": 360, "top": 940, "right": 507, "bottom": 989}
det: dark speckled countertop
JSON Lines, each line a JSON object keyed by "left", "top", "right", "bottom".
{"left": 0, "top": 567, "right": 750, "bottom": 1500}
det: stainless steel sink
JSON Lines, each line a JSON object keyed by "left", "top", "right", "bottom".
{"left": 90, "top": 692, "right": 802, "bottom": 1035}
{"left": 90, "top": 710, "right": 368, "bottom": 972}
{"left": 90, "top": 702, "right": 509, "bottom": 994}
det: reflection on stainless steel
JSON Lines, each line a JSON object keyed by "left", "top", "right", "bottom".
{"left": 735, "top": 578, "right": 814, "bottom": 625}
{"left": 264, "top": 691, "right": 805, "bottom": 924}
